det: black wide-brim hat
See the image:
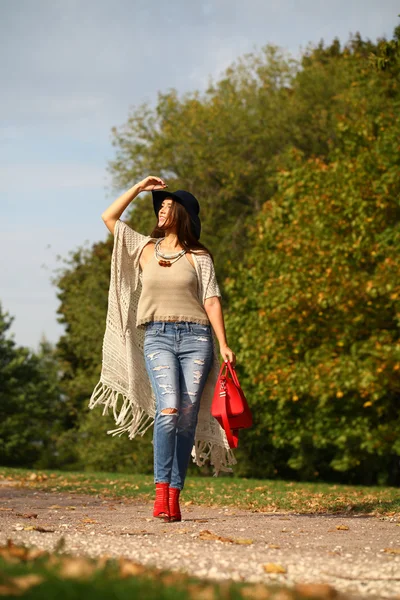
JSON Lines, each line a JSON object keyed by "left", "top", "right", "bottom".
{"left": 152, "top": 189, "right": 201, "bottom": 240}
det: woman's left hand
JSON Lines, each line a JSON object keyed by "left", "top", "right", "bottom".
{"left": 220, "top": 344, "right": 236, "bottom": 367}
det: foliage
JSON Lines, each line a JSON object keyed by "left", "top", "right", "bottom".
{"left": 225, "top": 90, "right": 400, "bottom": 484}
{"left": 0, "top": 304, "right": 64, "bottom": 468}
{"left": 369, "top": 21, "right": 400, "bottom": 72}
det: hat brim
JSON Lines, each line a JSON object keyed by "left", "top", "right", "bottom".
{"left": 152, "top": 190, "right": 201, "bottom": 240}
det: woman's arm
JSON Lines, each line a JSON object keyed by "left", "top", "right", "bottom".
{"left": 101, "top": 176, "right": 167, "bottom": 235}
{"left": 204, "top": 296, "right": 236, "bottom": 366}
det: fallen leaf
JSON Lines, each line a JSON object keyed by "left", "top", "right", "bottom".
{"left": 197, "top": 530, "right": 253, "bottom": 545}
{"left": 268, "top": 544, "right": 280, "bottom": 549}
{"left": 241, "top": 584, "right": 271, "bottom": 599}
{"left": 199, "top": 529, "right": 231, "bottom": 542}
{"left": 0, "top": 541, "right": 28, "bottom": 563}
{"left": 48, "top": 505, "right": 63, "bottom": 509}
{"left": 263, "top": 562, "right": 287, "bottom": 574}
{"left": 66, "top": 506, "right": 76, "bottom": 511}
{"left": 59, "top": 556, "right": 96, "bottom": 579}
{"left": 29, "top": 526, "right": 55, "bottom": 533}
{"left": 9, "top": 574, "right": 44, "bottom": 592}
{"left": 118, "top": 558, "right": 146, "bottom": 578}
{"left": 0, "top": 583, "right": 20, "bottom": 596}
{"left": 81, "top": 518, "right": 97, "bottom": 524}
{"left": 335, "top": 525, "right": 349, "bottom": 530}
{"left": 193, "top": 519, "right": 208, "bottom": 523}
{"left": 175, "top": 528, "right": 190, "bottom": 534}
{"left": 184, "top": 500, "right": 193, "bottom": 506}
{"left": 0, "top": 574, "right": 44, "bottom": 595}
{"left": 384, "top": 547, "right": 400, "bottom": 554}
{"left": 27, "top": 548, "right": 47, "bottom": 560}
{"left": 0, "top": 507, "right": 13, "bottom": 512}
{"left": 160, "top": 573, "right": 181, "bottom": 587}
{"left": 270, "top": 591, "right": 292, "bottom": 600}
{"left": 294, "top": 583, "right": 338, "bottom": 599}
{"left": 15, "top": 513, "right": 38, "bottom": 519}
{"left": 186, "top": 583, "right": 216, "bottom": 600}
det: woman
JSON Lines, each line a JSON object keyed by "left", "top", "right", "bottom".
{"left": 90, "top": 175, "right": 236, "bottom": 522}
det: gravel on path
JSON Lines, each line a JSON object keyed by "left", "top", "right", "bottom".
{"left": 0, "top": 486, "right": 399, "bottom": 600}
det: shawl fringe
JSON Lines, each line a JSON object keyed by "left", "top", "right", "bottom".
{"left": 89, "top": 380, "right": 154, "bottom": 439}
{"left": 192, "top": 439, "right": 237, "bottom": 475}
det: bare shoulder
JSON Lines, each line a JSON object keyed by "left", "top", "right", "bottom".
{"left": 139, "top": 241, "right": 155, "bottom": 269}
{"left": 185, "top": 252, "right": 195, "bottom": 268}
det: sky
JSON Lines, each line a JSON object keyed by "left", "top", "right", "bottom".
{"left": 1, "top": 0, "right": 398, "bottom": 351}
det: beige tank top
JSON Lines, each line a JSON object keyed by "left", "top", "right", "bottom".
{"left": 136, "top": 251, "right": 210, "bottom": 328}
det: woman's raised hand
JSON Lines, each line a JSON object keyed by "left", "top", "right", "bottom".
{"left": 139, "top": 176, "right": 167, "bottom": 192}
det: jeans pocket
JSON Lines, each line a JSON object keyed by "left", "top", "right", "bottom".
{"left": 190, "top": 324, "right": 211, "bottom": 336}
{"left": 144, "top": 326, "right": 161, "bottom": 338}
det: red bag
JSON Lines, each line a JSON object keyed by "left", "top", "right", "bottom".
{"left": 211, "top": 361, "right": 252, "bottom": 448}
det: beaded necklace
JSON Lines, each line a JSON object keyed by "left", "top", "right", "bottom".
{"left": 154, "top": 238, "right": 186, "bottom": 267}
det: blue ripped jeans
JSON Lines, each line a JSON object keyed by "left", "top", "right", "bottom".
{"left": 144, "top": 321, "right": 213, "bottom": 490}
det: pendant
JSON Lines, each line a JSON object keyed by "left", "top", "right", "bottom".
{"left": 158, "top": 259, "right": 172, "bottom": 267}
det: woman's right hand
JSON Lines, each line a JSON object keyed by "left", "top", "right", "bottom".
{"left": 138, "top": 176, "right": 167, "bottom": 192}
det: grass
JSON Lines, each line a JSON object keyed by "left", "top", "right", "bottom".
{"left": 1, "top": 466, "right": 399, "bottom": 515}
{"left": 0, "top": 539, "right": 285, "bottom": 600}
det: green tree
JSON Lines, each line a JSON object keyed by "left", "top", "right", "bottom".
{"left": 225, "top": 90, "right": 400, "bottom": 484}
{"left": 0, "top": 304, "right": 65, "bottom": 468}
{"left": 370, "top": 20, "right": 400, "bottom": 73}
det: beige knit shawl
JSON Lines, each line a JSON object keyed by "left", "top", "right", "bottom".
{"left": 88, "top": 219, "right": 236, "bottom": 474}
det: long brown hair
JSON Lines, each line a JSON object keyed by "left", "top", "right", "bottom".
{"left": 150, "top": 200, "right": 214, "bottom": 261}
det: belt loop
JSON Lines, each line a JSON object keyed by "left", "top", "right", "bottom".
{"left": 185, "top": 322, "right": 190, "bottom": 332}
{"left": 161, "top": 322, "right": 166, "bottom": 333}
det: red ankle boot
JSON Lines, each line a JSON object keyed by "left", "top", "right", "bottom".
{"left": 168, "top": 487, "right": 181, "bottom": 522}
{"left": 153, "top": 482, "right": 170, "bottom": 519}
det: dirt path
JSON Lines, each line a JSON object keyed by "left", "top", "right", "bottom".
{"left": 0, "top": 486, "right": 399, "bottom": 599}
